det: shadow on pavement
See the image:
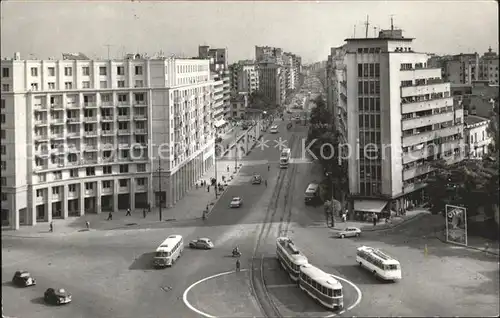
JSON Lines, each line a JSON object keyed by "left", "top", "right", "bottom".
{"left": 30, "top": 296, "right": 47, "bottom": 305}
{"left": 1, "top": 281, "right": 14, "bottom": 287}
{"left": 328, "top": 264, "right": 394, "bottom": 286}
{"left": 452, "top": 269, "right": 500, "bottom": 298}
{"left": 128, "top": 252, "right": 155, "bottom": 270}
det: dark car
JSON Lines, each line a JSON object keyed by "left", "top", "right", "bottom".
{"left": 12, "top": 270, "right": 36, "bottom": 287}
{"left": 251, "top": 174, "right": 262, "bottom": 184}
{"left": 44, "top": 288, "right": 72, "bottom": 305}
{"left": 189, "top": 238, "right": 215, "bottom": 249}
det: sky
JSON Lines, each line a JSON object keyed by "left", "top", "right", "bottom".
{"left": 1, "top": 0, "right": 498, "bottom": 64}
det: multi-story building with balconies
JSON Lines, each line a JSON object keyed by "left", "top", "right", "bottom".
{"left": 229, "top": 61, "right": 259, "bottom": 94}
{"left": 331, "top": 28, "right": 464, "bottom": 216}
{"left": 464, "top": 115, "right": 492, "bottom": 159}
{"left": 257, "top": 58, "right": 286, "bottom": 108}
{"left": 0, "top": 52, "right": 216, "bottom": 229}
{"left": 326, "top": 45, "right": 348, "bottom": 145}
{"left": 478, "top": 47, "right": 499, "bottom": 85}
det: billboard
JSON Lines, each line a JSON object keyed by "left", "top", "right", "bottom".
{"left": 445, "top": 204, "right": 468, "bottom": 246}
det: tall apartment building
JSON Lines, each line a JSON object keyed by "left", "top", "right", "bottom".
{"left": 257, "top": 59, "right": 286, "bottom": 107}
{"left": 198, "top": 45, "right": 231, "bottom": 121}
{"left": 228, "top": 60, "right": 259, "bottom": 94}
{"left": 0, "top": 52, "right": 216, "bottom": 229}
{"left": 326, "top": 45, "right": 348, "bottom": 144}
{"left": 255, "top": 46, "right": 283, "bottom": 64}
{"left": 327, "top": 28, "right": 464, "bottom": 215}
{"left": 478, "top": 47, "right": 499, "bottom": 85}
{"left": 283, "top": 53, "right": 296, "bottom": 92}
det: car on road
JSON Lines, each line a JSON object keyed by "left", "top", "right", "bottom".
{"left": 230, "top": 197, "right": 243, "bottom": 208}
{"left": 189, "top": 238, "right": 214, "bottom": 249}
{"left": 337, "top": 227, "right": 361, "bottom": 238}
{"left": 270, "top": 125, "right": 279, "bottom": 134}
{"left": 251, "top": 174, "right": 262, "bottom": 184}
{"left": 44, "top": 288, "right": 72, "bottom": 305}
{"left": 286, "top": 110, "right": 292, "bottom": 114}
{"left": 12, "top": 270, "right": 36, "bottom": 287}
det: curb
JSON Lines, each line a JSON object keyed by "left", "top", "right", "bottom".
{"left": 356, "top": 212, "right": 428, "bottom": 232}
{"left": 432, "top": 231, "right": 500, "bottom": 256}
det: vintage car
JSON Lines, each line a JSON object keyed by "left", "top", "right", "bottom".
{"left": 251, "top": 174, "right": 262, "bottom": 184}
{"left": 189, "top": 238, "right": 215, "bottom": 249}
{"left": 12, "top": 271, "right": 36, "bottom": 287}
{"left": 337, "top": 227, "right": 362, "bottom": 238}
{"left": 230, "top": 197, "right": 243, "bottom": 208}
{"left": 44, "top": 288, "right": 72, "bottom": 305}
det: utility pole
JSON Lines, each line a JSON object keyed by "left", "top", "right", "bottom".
{"left": 214, "top": 146, "right": 218, "bottom": 198}
{"left": 157, "top": 157, "right": 163, "bottom": 221}
{"left": 104, "top": 44, "right": 113, "bottom": 60}
{"left": 234, "top": 128, "right": 238, "bottom": 171}
{"left": 364, "top": 15, "right": 370, "bottom": 38}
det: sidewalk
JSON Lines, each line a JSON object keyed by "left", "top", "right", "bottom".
{"left": 1, "top": 126, "right": 260, "bottom": 238}
{"left": 434, "top": 228, "right": 500, "bottom": 256}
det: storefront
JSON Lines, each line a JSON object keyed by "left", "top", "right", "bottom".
{"left": 352, "top": 199, "right": 390, "bottom": 221}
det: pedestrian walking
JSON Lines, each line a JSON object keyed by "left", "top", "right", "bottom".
{"left": 143, "top": 208, "right": 147, "bottom": 218}
{"left": 85, "top": 221, "right": 90, "bottom": 230}
{"left": 236, "top": 259, "right": 241, "bottom": 272}
{"left": 147, "top": 203, "right": 151, "bottom": 213}
{"left": 227, "top": 165, "right": 230, "bottom": 172}
{"left": 265, "top": 180, "right": 268, "bottom": 187}
{"left": 49, "top": 221, "right": 54, "bottom": 232}
{"left": 107, "top": 212, "right": 113, "bottom": 220}
{"left": 207, "top": 185, "right": 210, "bottom": 192}
{"left": 126, "top": 208, "right": 131, "bottom": 216}
{"left": 372, "top": 214, "right": 377, "bottom": 226}
{"left": 268, "top": 165, "right": 270, "bottom": 171}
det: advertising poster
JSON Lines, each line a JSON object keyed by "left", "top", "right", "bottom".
{"left": 445, "top": 204, "right": 468, "bottom": 246}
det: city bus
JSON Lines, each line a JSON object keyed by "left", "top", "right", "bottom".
{"left": 356, "top": 246, "right": 402, "bottom": 281}
{"left": 279, "top": 148, "right": 291, "bottom": 168}
{"left": 276, "top": 237, "right": 309, "bottom": 282}
{"left": 299, "top": 264, "right": 344, "bottom": 310}
{"left": 152, "top": 235, "right": 184, "bottom": 268}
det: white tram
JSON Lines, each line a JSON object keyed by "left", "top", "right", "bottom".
{"left": 276, "top": 237, "right": 309, "bottom": 281}
{"left": 299, "top": 264, "right": 344, "bottom": 310}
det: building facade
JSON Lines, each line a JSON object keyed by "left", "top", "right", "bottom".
{"left": 328, "top": 28, "right": 464, "bottom": 215}
{"left": 464, "top": 115, "right": 492, "bottom": 159}
{"left": 229, "top": 61, "right": 259, "bottom": 95}
{"left": 326, "top": 45, "right": 348, "bottom": 144}
{"left": 257, "top": 59, "right": 286, "bottom": 107}
{"left": 0, "top": 53, "right": 216, "bottom": 229}
{"left": 230, "top": 92, "right": 249, "bottom": 119}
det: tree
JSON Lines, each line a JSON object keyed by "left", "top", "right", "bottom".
{"left": 249, "top": 91, "right": 273, "bottom": 111}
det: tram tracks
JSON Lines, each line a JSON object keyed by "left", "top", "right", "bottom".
{"left": 250, "top": 133, "right": 298, "bottom": 318}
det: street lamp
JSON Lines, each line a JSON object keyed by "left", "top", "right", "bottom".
{"left": 214, "top": 142, "right": 219, "bottom": 198}
{"left": 157, "top": 157, "right": 164, "bottom": 222}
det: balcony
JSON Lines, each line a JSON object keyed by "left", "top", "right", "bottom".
{"left": 84, "top": 131, "right": 99, "bottom": 137}
{"left": 118, "top": 184, "right": 130, "bottom": 193}
{"left": 67, "top": 190, "right": 79, "bottom": 198}
{"left": 35, "top": 147, "right": 49, "bottom": 156}
{"left": 50, "top": 104, "right": 64, "bottom": 110}
{"left": 117, "top": 115, "right": 130, "bottom": 121}
{"left": 118, "top": 130, "right": 131, "bottom": 135}
{"left": 67, "top": 132, "right": 80, "bottom": 139}
{"left": 101, "top": 144, "right": 115, "bottom": 150}
{"left": 403, "top": 163, "right": 435, "bottom": 181}
{"left": 118, "top": 143, "right": 130, "bottom": 149}
{"left": 134, "top": 101, "right": 148, "bottom": 107}
{"left": 402, "top": 97, "right": 453, "bottom": 114}
{"left": 66, "top": 118, "right": 80, "bottom": 123}
{"left": 50, "top": 133, "right": 64, "bottom": 140}
{"left": 35, "top": 195, "right": 45, "bottom": 204}
{"left": 50, "top": 118, "right": 64, "bottom": 125}
{"left": 101, "top": 130, "right": 115, "bottom": 136}
{"left": 101, "top": 116, "right": 114, "bottom": 121}
{"left": 100, "top": 103, "right": 114, "bottom": 108}
{"left": 84, "top": 145, "right": 98, "bottom": 152}
{"left": 134, "top": 114, "right": 147, "bottom": 120}
{"left": 34, "top": 105, "right": 48, "bottom": 112}
{"left": 402, "top": 125, "right": 462, "bottom": 148}
{"left": 402, "top": 111, "right": 455, "bottom": 131}
{"left": 67, "top": 103, "right": 80, "bottom": 109}
{"left": 401, "top": 82, "right": 450, "bottom": 98}
{"left": 134, "top": 129, "right": 147, "bottom": 134}
{"left": 83, "top": 102, "right": 97, "bottom": 108}
{"left": 84, "top": 188, "right": 95, "bottom": 196}
{"left": 84, "top": 117, "right": 98, "bottom": 123}
{"left": 101, "top": 187, "right": 113, "bottom": 195}
{"left": 34, "top": 120, "right": 48, "bottom": 126}
{"left": 117, "top": 102, "right": 129, "bottom": 107}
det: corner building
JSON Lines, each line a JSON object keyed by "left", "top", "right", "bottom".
{"left": 334, "top": 29, "right": 464, "bottom": 215}
{"left": 0, "top": 53, "right": 215, "bottom": 229}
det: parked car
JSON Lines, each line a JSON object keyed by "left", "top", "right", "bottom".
{"left": 230, "top": 197, "right": 243, "bottom": 208}
{"left": 252, "top": 174, "right": 262, "bottom": 184}
{"left": 189, "top": 238, "right": 214, "bottom": 249}
{"left": 337, "top": 227, "right": 361, "bottom": 238}
{"left": 12, "top": 271, "right": 36, "bottom": 287}
{"left": 270, "top": 125, "right": 279, "bottom": 134}
{"left": 44, "top": 288, "right": 72, "bottom": 305}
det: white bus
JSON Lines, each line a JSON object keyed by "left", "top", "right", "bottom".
{"left": 356, "top": 246, "right": 401, "bottom": 281}
{"left": 276, "top": 237, "right": 309, "bottom": 282}
{"left": 153, "top": 235, "right": 184, "bottom": 268}
{"left": 279, "top": 148, "right": 291, "bottom": 168}
{"left": 299, "top": 264, "right": 344, "bottom": 310}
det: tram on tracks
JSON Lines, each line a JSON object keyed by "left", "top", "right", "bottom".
{"left": 276, "top": 237, "right": 309, "bottom": 282}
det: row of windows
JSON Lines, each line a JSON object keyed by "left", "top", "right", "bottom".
{"left": 356, "top": 47, "right": 382, "bottom": 54}
{"left": 359, "top": 114, "right": 381, "bottom": 129}
{"left": 357, "top": 80, "right": 381, "bottom": 95}
{"left": 357, "top": 63, "right": 380, "bottom": 78}
{"left": 33, "top": 178, "right": 147, "bottom": 197}
{"left": 1, "top": 65, "right": 143, "bottom": 79}
{"left": 299, "top": 272, "right": 342, "bottom": 298}
{"left": 277, "top": 247, "right": 300, "bottom": 272}
{"left": 30, "top": 164, "right": 147, "bottom": 182}
{"left": 401, "top": 91, "right": 450, "bottom": 104}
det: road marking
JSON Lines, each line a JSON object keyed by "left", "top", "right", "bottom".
{"left": 183, "top": 269, "right": 249, "bottom": 318}
{"left": 266, "top": 283, "right": 296, "bottom": 288}
{"left": 323, "top": 274, "right": 363, "bottom": 318}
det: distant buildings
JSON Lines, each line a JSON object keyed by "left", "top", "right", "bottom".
{"left": 450, "top": 80, "right": 498, "bottom": 118}
{"left": 228, "top": 60, "right": 259, "bottom": 94}
{"left": 429, "top": 47, "right": 499, "bottom": 85}
{"left": 0, "top": 52, "right": 216, "bottom": 229}
{"left": 464, "top": 115, "right": 493, "bottom": 159}
{"left": 230, "top": 92, "right": 249, "bottom": 119}
{"left": 198, "top": 45, "right": 231, "bottom": 125}
{"left": 326, "top": 27, "right": 465, "bottom": 216}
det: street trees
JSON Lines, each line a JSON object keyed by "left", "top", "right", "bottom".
{"left": 249, "top": 91, "right": 273, "bottom": 111}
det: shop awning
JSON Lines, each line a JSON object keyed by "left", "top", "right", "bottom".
{"left": 353, "top": 200, "right": 388, "bottom": 213}
{"left": 214, "top": 119, "right": 227, "bottom": 128}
